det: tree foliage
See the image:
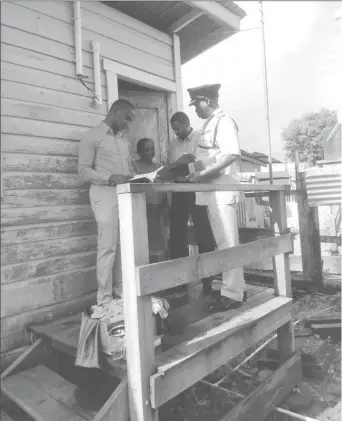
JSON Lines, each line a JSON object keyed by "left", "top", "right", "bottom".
{"left": 282, "top": 108, "right": 337, "bottom": 165}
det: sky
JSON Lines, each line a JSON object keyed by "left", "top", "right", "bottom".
{"left": 181, "top": 1, "right": 342, "bottom": 162}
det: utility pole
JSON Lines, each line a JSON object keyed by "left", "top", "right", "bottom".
{"left": 259, "top": 0, "right": 273, "bottom": 184}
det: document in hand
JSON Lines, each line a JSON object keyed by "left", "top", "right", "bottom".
{"left": 129, "top": 167, "right": 164, "bottom": 183}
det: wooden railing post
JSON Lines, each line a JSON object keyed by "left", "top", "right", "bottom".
{"left": 270, "top": 190, "right": 295, "bottom": 362}
{"left": 296, "top": 172, "right": 323, "bottom": 284}
{"left": 118, "top": 190, "right": 158, "bottom": 421}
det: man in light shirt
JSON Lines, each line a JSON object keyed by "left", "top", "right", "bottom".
{"left": 186, "top": 84, "right": 247, "bottom": 312}
{"left": 168, "top": 111, "right": 216, "bottom": 261}
{"left": 78, "top": 99, "right": 135, "bottom": 308}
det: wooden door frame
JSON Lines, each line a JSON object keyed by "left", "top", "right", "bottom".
{"left": 102, "top": 58, "right": 180, "bottom": 162}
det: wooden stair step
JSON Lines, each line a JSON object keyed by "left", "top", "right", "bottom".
{"left": 1, "top": 409, "right": 15, "bottom": 421}
{"left": 1, "top": 365, "right": 97, "bottom": 421}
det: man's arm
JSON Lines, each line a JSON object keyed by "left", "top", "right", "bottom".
{"left": 188, "top": 118, "right": 239, "bottom": 182}
{"left": 78, "top": 131, "right": 111, "bottom": 185}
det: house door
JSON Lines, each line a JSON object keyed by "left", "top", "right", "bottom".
{"left": 118, "top": 89, "right": 170, "bottom": 165}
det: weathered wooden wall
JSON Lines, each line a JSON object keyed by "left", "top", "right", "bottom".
{"left": 1, "top": 1, "right": 174, "bottom": 365}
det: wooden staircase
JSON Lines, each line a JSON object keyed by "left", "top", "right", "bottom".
{"left": 1, "top": 285, "right": 299, "bottom": 421}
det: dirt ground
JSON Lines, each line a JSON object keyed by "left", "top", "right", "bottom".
{"left": 161, "top": 274, "right": 341, "bottom": 421}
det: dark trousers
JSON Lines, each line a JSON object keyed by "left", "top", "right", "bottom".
{"left": 169, "top": 192, "right": 216, "bottom": 259}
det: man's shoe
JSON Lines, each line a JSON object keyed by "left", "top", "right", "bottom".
{"left": 208, "top": 291, "right": 247, "bottom": 313}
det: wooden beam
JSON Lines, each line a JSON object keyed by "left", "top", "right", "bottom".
{"left": 218, "top": 353, "right": 302, "bottom": 421}
{"left": 296, "top": 172, "right": 323, "bottom": 284}
{"left": 172, "top": 34, "right": 183, "bottom": 111}
{"left": 188, "top": 1, "right": 241, "bottom": 30}
{"left": 117, "top": 192, "right": 158, "bottom": 421}
{"left": 93, "top": 377, "right": 129, "bottom": 421}
{"left": 137, "top": 234, "right": 292, "bottom": 296}
{"left": 270, "top": 190, "right": 295, "bottom": 363}
{"left": 168, "top": 9, "right": 203, "bottom": 33}
{"left": 103, "top": 59, "right": 177, "bottom": 93}
{"left": 150, "top": 296, "right": 292, "bottom": 408}
{"left": 105, "top": 70, "right": 118, "bottom": 112}
{"left": 117, "top": 182, "right": 286, "bottom": 195}
{"left": 1, "top": 339, "right": 43, "bottom": 380}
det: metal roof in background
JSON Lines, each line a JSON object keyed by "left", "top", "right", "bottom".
{"left": 104, "top": 1, "right": 246, "bottom": 63}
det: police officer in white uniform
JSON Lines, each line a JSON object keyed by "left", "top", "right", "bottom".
{"left": 186, "top": 84, "right": 247, "bottom": 312}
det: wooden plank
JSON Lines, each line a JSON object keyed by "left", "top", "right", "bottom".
{"left": 1, "top": 251, "right": 96, "bottom": 284}
{"left": 270, "top": 190, "right": 295, "bottom": 363}
{"left": 93, "top": 377, "right": 129, "bottom": 421}
{"left": 137, "top": 235, "right": 292, "bottom": 296}
{"left": 1, "top": 220, "right": 96, "bottom": 245}
{"left": 1, "top": 267, "right": 96, "bottom": 317}
{"left": 1, "top": 235, "right": 96, "bottom": 265}
{"left": 1, "top": 189, "right": 91, "bottom": 207}
{"left": 1, "top": 43, "right": 105, "bottom": 87}
{"left": 3, "top": 172, "right": 88, "bottom": 190}
{"left": 173, "top": 34, "right": 183, "bottom": 110}
{"left": 1, "top": 365, "right": 93, "bottom": 421}
{"left": 1, "top": 205, "right": 93, "bottom": 226}
{"left": 0, "top": 410, "right": 14, "bottom": 421}
{"left": 2, "top": 115, "right": 88, "bottom": 141}
{"left": 189, "top": 1, "right": 241, "bottom": 29}
{"left": 80, "top": 1, "right": 171, "bottom": 45}
{"left": 117, "top": 192, "right": 158, "bottom": 421}
{"left": 1, "top": 61, "right": 101, "bottom": 99}
{"left": 1, "top": 292, "right": 96, "bottom": 352}
{"left": 151, "top": 295, "right": 292, "bottom": 408}
{"left": 168, "top": 9, "right": 203, "bottom": 32}
{"left": 117, "top": 183, "right": 286, "bottom": 194}
{"left": 1, "top": 134, "right": 80, "bottom": 157}
{"left": 0, "top": 338, "right": 43, "bottom": 380}
{"left": 1, "top": 98, "right": 103, "bottom": 128}
{"left": 218, "top": 353, "right": 302, "bottom": 421}
{"left": 320, "top": 235, "right": 341, "bottom": 245}
{"left": 2, "top": 2, "right": 173, "bottom": 79}
{"left": 2, "top": 153, "right": 78, "bottom": 174}
{"left": 296, "top": 172, "right": 323, "bottom": 283}
{"left": 103, "top": 59, "right": 176, "bottom": 93}
{"left": 163, "top": 288, "right": 272, "bottom": 349}
{"left": 1, "top": 80, "right": 107, "bottom": 115}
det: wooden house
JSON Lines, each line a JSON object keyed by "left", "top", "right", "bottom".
{"left": 1, "top": 5, "right": 301, "bottom": 421}
{"left": 1, "top": 0, "right": 247, "bottom": 370}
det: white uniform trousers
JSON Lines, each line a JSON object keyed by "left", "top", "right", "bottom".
{"left": 89, "top": 185, "right": 122, "bottom": 305}
{"left": 207, "top": 202, "right": 246, "bottom": 302}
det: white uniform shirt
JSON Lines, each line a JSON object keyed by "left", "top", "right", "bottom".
{"left": 195, "top": 108, "right": 244, "bottom": 206}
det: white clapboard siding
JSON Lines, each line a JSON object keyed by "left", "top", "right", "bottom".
{"left": 1, "top": 220, "right": 97, "bottom": 245}
{"left": 1, "top": 267, "right": 97, "bottom": 318}
{"left": 1, "top": 62, "right": 106, "bottom": 99}
{"left": 1, "top": 81, "right": 108, "bottom": 115}
{"left": 3, "top": 172, "right": 88, "bottom": 190}
{"left": 2, "top": 235, "right": 97, "bottom": 265}
{"left": 1, "top": 205, "right": 94, "bottom": 227}
{"left": 1, "top": 98, "right": 104, "bottom": 128}
{"left": 1, "top": 251, "right": 97, "bottom": 284}
{"left": 2, "top": 116, "right": 89, "bottom": 140}
{"left": 1, "top": 43, "right": 106, "bottom": 87}
{"left": 2, "top": 154, "right": 79, "bottom": 174}
{"left": 1, "top": 2, "right": 174, "bottom": 79}
{"left": 0, "top": 0, "right": 176, "bottom": 358}
{"left": 1, "top": 292, "right": 96, "bottom": 352}
{"left": 1, "top": 189, "right": 91, "bottom": 207}
{"left": 2, "top": 135, "right": 81, "bottom": 157}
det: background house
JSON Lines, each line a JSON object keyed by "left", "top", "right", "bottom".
{"left": 0, "top": 1, "right": 245, "bottom": 368}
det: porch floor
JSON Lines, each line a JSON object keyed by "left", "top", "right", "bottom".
{"left": 28, "top": 285, "right": 274, "bottom": 379}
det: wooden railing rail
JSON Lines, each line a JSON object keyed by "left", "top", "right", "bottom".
{"left": 117, "top": 182, "right": 294, "bottom": 421}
